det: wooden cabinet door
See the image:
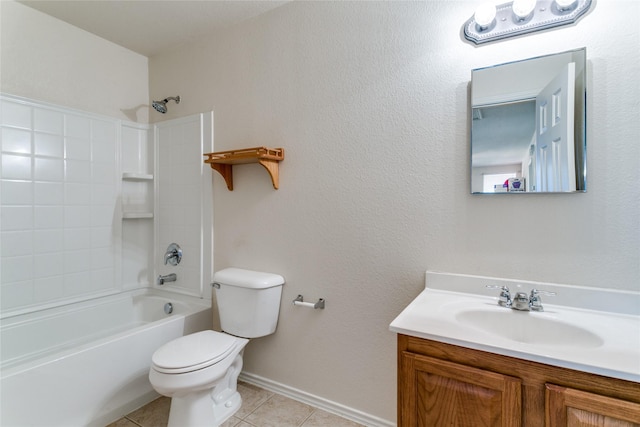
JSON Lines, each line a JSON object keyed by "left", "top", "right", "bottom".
{"left": 399, "top": 351, "right": 522, "bottom": 427}
{"left": 546, "top": 384, "right": 640, "bottom": 427}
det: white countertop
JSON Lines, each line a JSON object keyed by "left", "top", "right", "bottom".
{"left": 390, "top": 271, "right": 640, "bottom": 383}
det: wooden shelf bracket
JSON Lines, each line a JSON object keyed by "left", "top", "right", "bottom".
{"left": 204, "top": 147, "right": 284, "bottom": 191}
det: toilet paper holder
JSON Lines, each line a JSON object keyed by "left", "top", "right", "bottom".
{"left": 293, "top": 294, "right": 325, "bottom": 310}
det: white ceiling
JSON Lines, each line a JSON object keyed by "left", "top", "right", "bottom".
{"left": 17, "top": 0, "right": 291, "bottom": 57}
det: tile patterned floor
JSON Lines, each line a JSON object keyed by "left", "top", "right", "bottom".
{"left": 107, "top": 382, "right": 364, "bottom": 427}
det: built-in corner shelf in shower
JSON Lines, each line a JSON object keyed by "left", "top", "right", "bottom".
{"left": 122, "top": 212, "right": 154, "bottom": 219}
{"left": 122, "top": 172, "right": 154, "bottom": 181}
{"left": 204, "top": 147, "right": 284, "bottom": 191}
{"left": 122, "top": 172, "right": 154, "bottom": 219}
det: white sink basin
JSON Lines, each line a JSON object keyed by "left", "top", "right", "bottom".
{"left": 455, "top": 309, "right": 604, "bottom": 348}
{"left": 389, "top": 271, "right": 640, "bottom": 383}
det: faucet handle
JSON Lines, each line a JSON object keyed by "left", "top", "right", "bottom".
{"left": 164, "top": 243, "right": 182, "bottom": 266}
{"left": 529, "top": 289, "right": 556, "bottom": 311}
{"left": 486, "top": 285, "right": 511, "bottom": 307}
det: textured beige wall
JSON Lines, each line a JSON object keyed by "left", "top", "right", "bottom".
{"left": 150, "top": 2, "right": 639, "bottom": 422}
{"left": 0, "top": 1, "right": 149, "bottom": 123}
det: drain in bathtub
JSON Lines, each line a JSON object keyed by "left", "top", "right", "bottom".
{"left": 164, "top": 302, "right": 173, "bottom": 314}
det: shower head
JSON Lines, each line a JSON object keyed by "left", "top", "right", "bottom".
{"left": 152, "top": 96, "right": 180, "bottom": 114}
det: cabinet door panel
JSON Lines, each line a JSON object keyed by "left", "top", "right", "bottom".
{"left": 546, "top": 384, "right": 640, "bottom": 427}
{"left": 400, "top": 352, "right": 521, "bottom": 427}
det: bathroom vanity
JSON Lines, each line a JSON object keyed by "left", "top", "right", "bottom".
{"left": 397, "top": 335, "right": 639, "bottom": 426}
{"left": 390, "top": 272, "right": 640, "bottom": 426}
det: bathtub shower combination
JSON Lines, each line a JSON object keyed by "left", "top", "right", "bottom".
{"left": 0, "top": 95, "right": 215, "bottom": 426}
{"left": 0, "top": 289, "right": 212, "bottom": 427}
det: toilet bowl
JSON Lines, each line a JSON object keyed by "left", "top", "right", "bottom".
{"left": 148, "top": 268, "right": 284, "bottom": 427}
{"left": 149, "top": 330, "right": 249, "bottom": 426}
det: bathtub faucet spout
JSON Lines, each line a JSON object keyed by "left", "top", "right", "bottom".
{"left": 157, "top": 273, "right": 177, "bottom": 285}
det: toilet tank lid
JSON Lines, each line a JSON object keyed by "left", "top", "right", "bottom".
{"left": 213, "top": 268, "right": 284, "bottom": 289}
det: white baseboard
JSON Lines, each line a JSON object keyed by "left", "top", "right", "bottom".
{"left": 239, "top": 372, "right": 395, "bottom": 427}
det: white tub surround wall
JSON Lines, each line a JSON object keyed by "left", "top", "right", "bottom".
{"left": 1, "top": 95, "right": 122, "bottom": 312}
{"left": 155, "top": 113, "right": 215, "bottom": 299}
{"left": 1, "top": 93, "right": 214, "bottom": 307}
{"left": 150, "top": 1, "right": 639, "bottom": 424}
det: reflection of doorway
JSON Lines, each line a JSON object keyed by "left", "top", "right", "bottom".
{"left": 535, "top": 62, "right": 576, "bottom": 192}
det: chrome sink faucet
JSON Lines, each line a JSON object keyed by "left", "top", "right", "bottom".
{"left": 512, "top": 291, "right": 530, "bottom": 311}
{"left": 486, "top": 285, "right": 556, "bottom": 311}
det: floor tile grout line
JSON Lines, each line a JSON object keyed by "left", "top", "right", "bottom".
{"left": 298, "top": 407, "right": 318, "bottom": 426}
{"left": 123, "top": 416, "right": 143, "bottom": 427}
{"left": 235, "top": 389, "right": 276, "bottom": 422}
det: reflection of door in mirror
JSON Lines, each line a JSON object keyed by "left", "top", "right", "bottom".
{"left": 535, "top": 63, "right": 576, "bottom": 192}
{"left": 526, "top": 143, "right": 536, "bottom": 192}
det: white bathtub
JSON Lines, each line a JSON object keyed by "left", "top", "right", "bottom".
{"left": 0, "top": 288, "right": 212, "bottom": 427}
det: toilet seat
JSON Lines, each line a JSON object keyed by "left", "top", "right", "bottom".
{"left": 151, "top": 330, "right": 241, "bottom": 374}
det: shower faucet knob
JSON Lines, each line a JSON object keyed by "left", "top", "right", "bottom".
{"left": 164, "top": 243, "right": 182, "bottom": 265}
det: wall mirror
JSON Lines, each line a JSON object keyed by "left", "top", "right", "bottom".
{"left": 470, "top": 48, "right": 586, "bottom": 194}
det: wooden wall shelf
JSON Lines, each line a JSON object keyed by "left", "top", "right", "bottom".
{"left": 204, "top": 147, "right": 284, "bottom": 191}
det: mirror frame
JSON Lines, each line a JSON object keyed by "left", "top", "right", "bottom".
{"left": 470, "top": 48, "right": 587, "bottom": 194}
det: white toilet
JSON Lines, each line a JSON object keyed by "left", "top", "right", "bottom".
{"left": 149, "top": 268, "right": 285, "bottom": 427}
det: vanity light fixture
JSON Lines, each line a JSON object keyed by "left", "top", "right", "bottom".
{"left": 463, "top": 0, "right": 592, "bottom": 44}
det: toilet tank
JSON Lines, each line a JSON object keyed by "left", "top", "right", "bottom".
{"left": 213, "top": 268, "right": 285, "bottom": 338}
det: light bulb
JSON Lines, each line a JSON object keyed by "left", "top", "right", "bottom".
{"left": 474, "top": 2, "right": 496, "bottom": 29}
{"left": 555, "top": 0, "right": 577, "bottom": 10}
{"left": 512, "top": 0, "right": 536, "bottom": 19}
